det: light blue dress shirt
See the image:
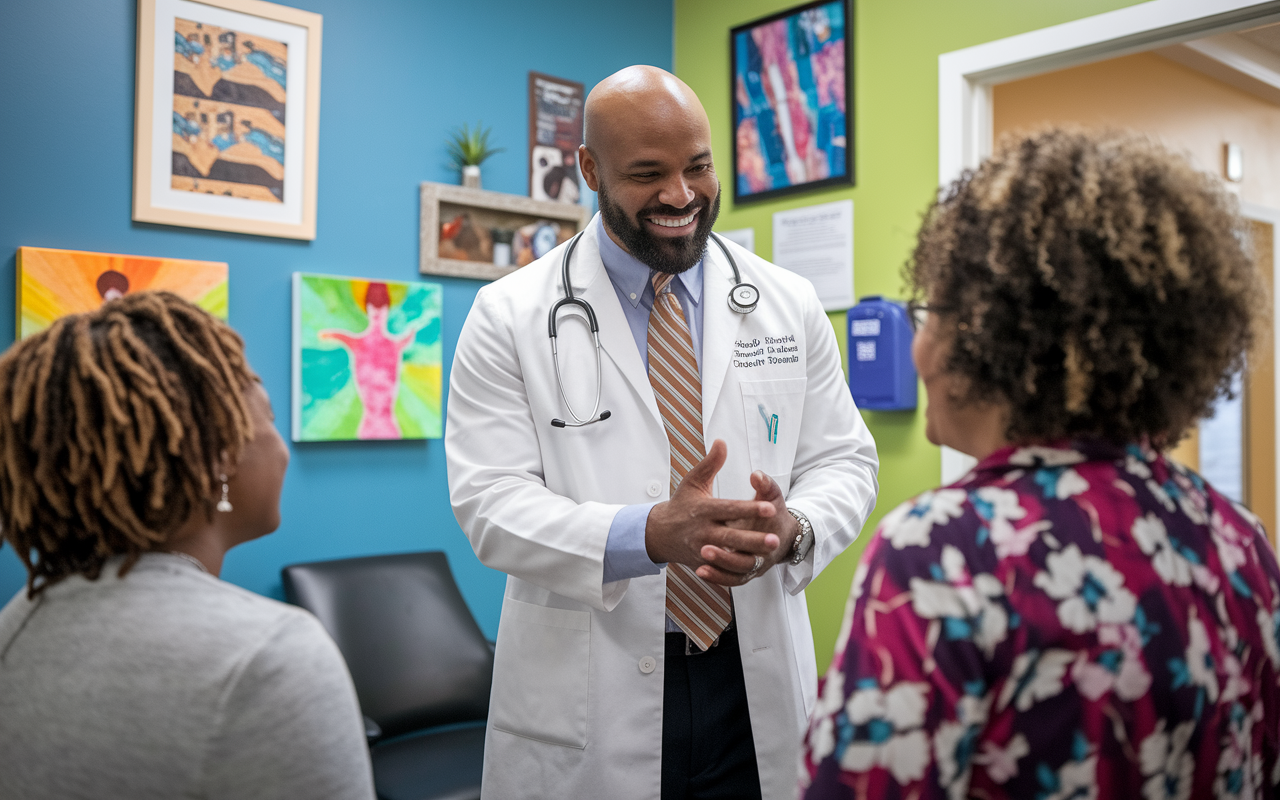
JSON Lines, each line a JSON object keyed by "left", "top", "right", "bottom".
{"left": 597, "top": 215, "right": 705, "bottom": 589}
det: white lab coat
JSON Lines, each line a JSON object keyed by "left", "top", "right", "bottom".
{"left": 446, "top": 217, "right": 879, "bottom": 799}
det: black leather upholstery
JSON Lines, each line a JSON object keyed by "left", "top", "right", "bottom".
{"left": 282, "top": 552, "right": 491, "bottom": 800}
{"left": 371, "top": 724, "right": 486, "bottom": 800}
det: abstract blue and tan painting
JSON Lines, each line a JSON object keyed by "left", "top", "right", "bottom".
{"left": 292, "top": 274, "right": 443, "bottom": 442}
{"left": 172, "top": 18, "right": 287, "bottom": 202}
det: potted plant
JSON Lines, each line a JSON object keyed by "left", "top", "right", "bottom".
{"left": 446, "top": 122, "right": 503, "bottom": 189}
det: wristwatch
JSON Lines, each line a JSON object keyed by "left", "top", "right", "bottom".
{"left": 787, "top": 509, "right": 814, "bottom": 566}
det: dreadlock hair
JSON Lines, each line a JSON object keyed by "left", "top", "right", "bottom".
{"left": 0, "top": 291, "right": 256, "bottom": 597}
{"left": 907, "top": 128, "right": 1266, "bottom": 447}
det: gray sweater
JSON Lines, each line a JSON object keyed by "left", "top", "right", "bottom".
{"left": 0, "top": 553, "right": 376, "bottom": 799}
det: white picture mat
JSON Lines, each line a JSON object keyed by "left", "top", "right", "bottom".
{"left": 150, "top": 0, "right": 308, "bottom": 225}
{"left": 772, "top": 199, "right": 854, "bottom": 311}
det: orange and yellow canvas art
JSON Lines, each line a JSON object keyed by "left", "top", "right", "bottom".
{"left": 16, "top": 247, "right": 228, "bottom": 339}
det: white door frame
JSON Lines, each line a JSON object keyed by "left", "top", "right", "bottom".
{"left": 1241, "top": 201, "right": 1280, "bottom": 526}
{"left": 937, "top": 0, "right": 1280, "bottom": 484}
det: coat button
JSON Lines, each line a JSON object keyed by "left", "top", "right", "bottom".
{"left": 646, "top": 480, "right": 662, "bottom": 498}
{"left": 638, "top": 656, "right": 657, "bottom": 674}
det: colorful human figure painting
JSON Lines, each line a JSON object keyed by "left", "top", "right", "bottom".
{"left": 16, "top": 247, "right": 228, "bottom": 339}
{"left": 172, "top": 17, "right": 287, "bottom": 202}
{"left": 292, "top": 274, "right": 443, "bottom": 442}
{"left": 732, "top": 0, "right": 849, "bottom": 202}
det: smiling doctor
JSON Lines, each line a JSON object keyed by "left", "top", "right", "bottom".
{"left": 446, "top": 66, "right": 878, "bottom": 800}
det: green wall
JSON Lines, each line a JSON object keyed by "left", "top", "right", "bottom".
{"left": 674, "top": 0, "right": 1144, "bottom": 668}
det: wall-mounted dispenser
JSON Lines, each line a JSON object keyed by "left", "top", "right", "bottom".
{"left": 847, "top": 295, "right": 917, "bottom": 411}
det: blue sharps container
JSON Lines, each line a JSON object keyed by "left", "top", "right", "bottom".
{"left": 847, "top": 296, "right": 917, "bottom": 410}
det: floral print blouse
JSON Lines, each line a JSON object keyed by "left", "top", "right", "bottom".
{"left": 800, "top": 441, "right": 1280, "bottom": 800}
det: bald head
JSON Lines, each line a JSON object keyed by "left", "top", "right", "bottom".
{"left": 579, "top": 66, "right": 721, "bottom": 274}
{"left": 584, "top": 66, "right": 709, "bottom": 155}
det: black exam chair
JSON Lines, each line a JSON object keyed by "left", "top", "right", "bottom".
{"left": 282, "top": 551, "right": 493, "bottom": 800}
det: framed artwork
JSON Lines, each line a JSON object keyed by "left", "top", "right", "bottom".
{"left": 16, "top": 247, "right": 228, "bottom": 339}
{"left": 133, "top": 0, "right": 322, "bottom": 239}
{"left": 731, "top": 0, "right": 853, "bottom": 204}
{"left": 292, "top": 273, "right": 443, "bottom": 442}
{"left": 528, "top": 72, "right": 585, "bottom": 204}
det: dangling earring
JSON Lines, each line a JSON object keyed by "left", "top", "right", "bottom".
{"left": 216, "top": 474, "right": 233, "bottom": 513}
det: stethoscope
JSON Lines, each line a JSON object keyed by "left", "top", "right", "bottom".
{"left": 549, "top": 232, "right": 759, "bottom": 428}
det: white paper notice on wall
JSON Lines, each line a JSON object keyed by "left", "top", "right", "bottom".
{"left": 772, "top": 199, "right": 853, "bottom": 311}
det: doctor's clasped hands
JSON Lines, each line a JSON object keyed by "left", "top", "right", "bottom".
{"left": 643, "top": 439, "right": 794, "bottom": 586}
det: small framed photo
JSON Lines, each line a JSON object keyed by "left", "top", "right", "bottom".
{"left": 133, "top": 0, "right": 322, "bottom": 239}
{"left": 731, "top": 0, "right": 853, "bottom": 205}
{"left": 528, "top": 72, "right": 585, "bottom": 204}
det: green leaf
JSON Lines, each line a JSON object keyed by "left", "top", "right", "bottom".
{"left": 445, "top": 122, "right": 505, "bottom": 168}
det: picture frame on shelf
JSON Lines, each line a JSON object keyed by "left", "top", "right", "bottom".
{"left": 420, "top": 182, "right": 592, "bottom": 281}
{"left": 730, "top": 0, "right": 853, "bottom": 205}
{"left": 133, "top": 0, "right": 322, "bottom": 240}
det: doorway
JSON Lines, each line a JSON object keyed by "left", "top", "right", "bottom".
{"left": 1165, "top": 215, "right": 1276, "bottom": 544}
{"left": 938, "top": 0, "right": 1280, "bottom": 547}
{"left": 988, "top": 47, "right": 1280, "bottom": 544}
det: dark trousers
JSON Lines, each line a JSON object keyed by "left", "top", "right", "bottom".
{"left": 661, "top": 626, "right": 762, "bottom": 800}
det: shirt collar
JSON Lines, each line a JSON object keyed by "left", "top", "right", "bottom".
{"left": 595, "top": 214, "right": 703, "bottom": 308}
{"left": 973, "top": 440, "right": 1137, "bottom": 475}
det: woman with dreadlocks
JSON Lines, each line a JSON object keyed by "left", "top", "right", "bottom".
{"left": 0, "top": 292, "right": 375, "bottom": 799}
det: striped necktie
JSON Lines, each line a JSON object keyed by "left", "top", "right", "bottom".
{"left": 648, "top": 272, "right": 733, "bottom": 651}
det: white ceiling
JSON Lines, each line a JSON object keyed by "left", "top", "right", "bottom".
{"left": 1157, "top": 23, "right": 1280, "bottom": 106}
{"left": 1239, "top": 23, "right": 1280, "bottom": 56}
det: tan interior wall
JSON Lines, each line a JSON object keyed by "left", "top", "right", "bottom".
{"left": 993, "top": 52, "right": 1280, "bottom": 209}
{"left": 996, "top": 53, "right": 1279, "bottom": 544}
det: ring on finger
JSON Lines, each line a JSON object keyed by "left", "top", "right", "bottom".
{"left": 745, "top": 555, "right": 764, "bottom": 581}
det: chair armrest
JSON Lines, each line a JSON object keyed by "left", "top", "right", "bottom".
{"left": 363, "top": 715, "right": 383, "bottom": 746}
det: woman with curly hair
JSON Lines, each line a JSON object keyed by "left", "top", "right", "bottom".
{"left": 801, "top": 130, "right": 1280, "bottom": 798}
{"left": 0, "top": 292, "right": 374, "bottom": 799}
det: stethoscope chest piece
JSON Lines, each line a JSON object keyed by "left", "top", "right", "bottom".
{"left": 728, "top": 282, "right": 760, "bottom": 314}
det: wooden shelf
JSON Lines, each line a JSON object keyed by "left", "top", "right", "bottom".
{"left": 419, "top": 182, "right": 592, "bottom": 280}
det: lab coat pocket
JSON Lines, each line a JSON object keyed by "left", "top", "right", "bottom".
{"left": 740, "top": 378, "right": 807, "bottom": 478}
{"left": 490, "top": 599, "right": 591, "bottom": 749}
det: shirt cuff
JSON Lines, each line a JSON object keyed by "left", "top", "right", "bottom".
{"left": 603, "top": 502, "right": 664, "bottom": 584}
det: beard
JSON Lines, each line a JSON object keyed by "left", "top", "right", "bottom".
{"left": 598, "top": 182, "right": 721, "bottom": 275}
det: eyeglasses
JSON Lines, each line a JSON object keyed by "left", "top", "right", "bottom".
{"left": 905, "top": 300, "right": 956, "bottom": 333}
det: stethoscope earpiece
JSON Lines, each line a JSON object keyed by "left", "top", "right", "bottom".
{"left": 549, "top": 231, "right": 755, "bottom": 430}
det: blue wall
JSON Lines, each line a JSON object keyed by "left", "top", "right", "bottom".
{"left": 0, "top": 0, "right": 673, "bottom": 636}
